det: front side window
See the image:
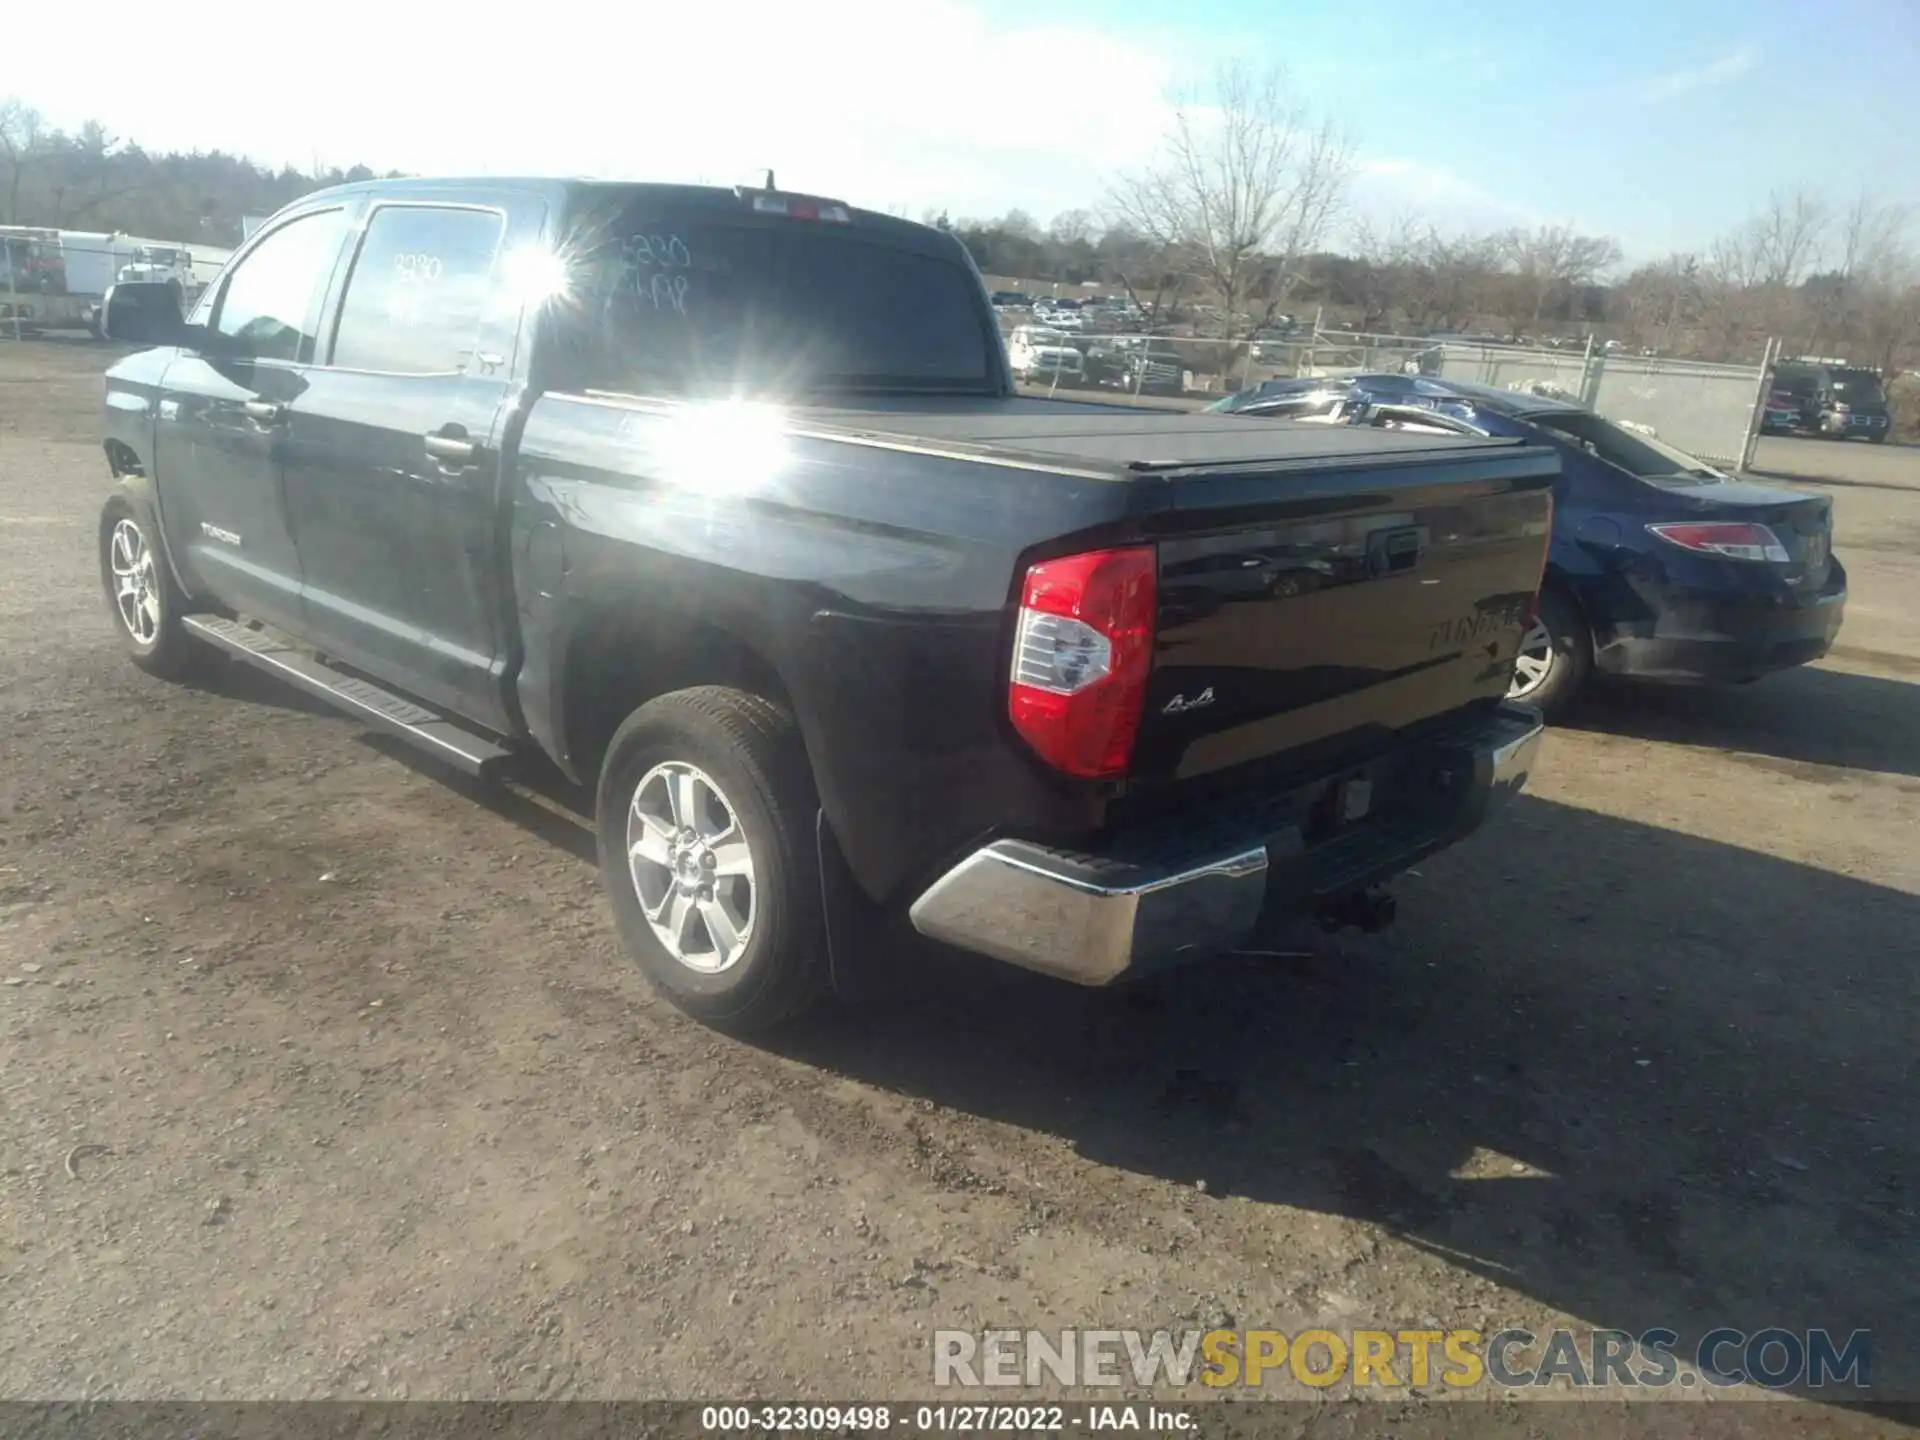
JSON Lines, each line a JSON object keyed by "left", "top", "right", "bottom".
{"left": 213, "top": 209, "right": 348, "bottom": 362}
{"left": 329, "top": 206, "right": 506, "bottom": 374}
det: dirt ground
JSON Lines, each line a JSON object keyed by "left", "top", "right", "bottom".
{"left": 0, "top": 340, "right": 1914, "bottom": 1425}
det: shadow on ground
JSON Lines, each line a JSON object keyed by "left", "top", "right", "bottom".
{"left": 774, "top": 792, "right": 1918, "bottom": 1402}
{"left": 1558, "top": 663, "right": 1920, "bottom": 781}
{"left": 183, "top": 641, "right": 1918, "bottom": 1405}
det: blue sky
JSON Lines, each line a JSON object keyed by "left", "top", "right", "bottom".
{"left": 997, "top": 0, "right": 1920, "bottom": 258}
{"left": 14, "top": 0, "right": 1919, "bottom": 266}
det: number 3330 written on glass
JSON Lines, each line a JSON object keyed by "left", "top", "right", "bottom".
{"left": 393, "top": 252, "right": 442, "bottom": 282}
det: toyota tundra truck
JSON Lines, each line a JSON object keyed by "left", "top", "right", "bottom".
{"left": 96, "top": 176, "right": 1554, "bottom": 1033}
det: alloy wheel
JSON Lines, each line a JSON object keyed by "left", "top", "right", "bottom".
{"left": 109, "top": 518, "right": 160, "bottom": 646}
{"left": 626, "top": 761, "right": 757, "bottom": 974}
{"left": 1509, "top": 618, "right": 1554, "bottom": 700}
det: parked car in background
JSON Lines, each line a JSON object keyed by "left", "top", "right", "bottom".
{"left": 1761, "top": 386, "right": 1802, "bottom": 434}
{"left": 1206, "top": 375, "right": 1366, "bottom": 419}
{"left": 989, "top": 290, "right": 1032, "bottom": 311}
{"left": 1219, "top": 375, "right": 1846, "bottom": 715}
{"left": 1771, "top": 359, "right": 1891, "bottom": 442}
{"left": 1085, "top": 336, "right": 1183, "bottom": 394}
{"left": 1006, "top": 325, "right": 1086, "bottom": 385}
{"left": 117, "top": 245, "right": 197, "bottom": 300}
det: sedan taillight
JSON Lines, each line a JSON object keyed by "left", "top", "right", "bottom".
{"left": 1647, "top": 522, "right": 1791, "bottom": 563}
{"left": 1009, "top": 546, "right": 1156, "bottom": 779}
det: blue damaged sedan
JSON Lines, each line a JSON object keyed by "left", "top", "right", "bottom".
{"left": 1211, "top": 376, "right": 1846, "bottom": 714}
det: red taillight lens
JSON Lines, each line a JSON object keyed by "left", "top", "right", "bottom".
{"left": 1647, "top": 522, "right": 1790, "bottom": 563}
{"left": 1009, "top": 546, "right": 1157, "bottom": 779}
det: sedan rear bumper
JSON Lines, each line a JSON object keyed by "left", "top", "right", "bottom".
{"left": 1593, "top": 571, "right": 1846, "bottom": 683}
{"left": 908, "top": 703, "right": 1544, "bottom": 986}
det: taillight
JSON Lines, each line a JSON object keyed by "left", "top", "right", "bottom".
{"left": 1009, "top": 546, "right": 1157, "bottom": 779}
{"left": 1647, "top": 522, "right": 1790, "bottom": 563}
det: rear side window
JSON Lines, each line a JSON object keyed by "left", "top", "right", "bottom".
{"left": 329, "top": 206, "right": 506, "bottom": 374}
{"left": 559, "top": 217, "right": 994, "bottom": 395}
{"left": 212, "top": 209, "right": 348, "bottom": 362}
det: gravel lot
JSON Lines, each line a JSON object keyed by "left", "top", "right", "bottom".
{"left": 1, "top": 340, "right": 1914, "bottom": 1424}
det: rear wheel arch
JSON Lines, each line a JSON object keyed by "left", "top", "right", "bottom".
{"left": 1539, "top": 565, "right": 1590, "bottom": 622}
{"left": 558, "top": 603, "right": 805, "bottom": 787}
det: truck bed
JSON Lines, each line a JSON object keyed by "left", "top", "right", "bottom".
{"left": 791, "top": 395, "right": 1526, "bottom": 474}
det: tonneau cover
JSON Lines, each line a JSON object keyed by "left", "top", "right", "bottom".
{"left": 791, "top": 396, "right": 1522, "bottom": 473}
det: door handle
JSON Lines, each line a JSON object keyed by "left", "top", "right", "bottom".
{"left": 243, "top": 400, "right": 285, "bottom": 426}
{"left": 423, "top": 431, "right": 477, "bottom": 466}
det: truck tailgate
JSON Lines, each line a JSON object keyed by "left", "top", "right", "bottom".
{"left": 1130, "top": 441, "right": 1555, "bottom": 794}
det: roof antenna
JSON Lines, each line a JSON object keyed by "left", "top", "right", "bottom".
{"left": 762, "top": 168, "right": 776, "bottom": 191}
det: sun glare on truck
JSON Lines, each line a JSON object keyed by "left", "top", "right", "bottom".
{"left": 650, "top": 399, "right": 790, "bottom": 498}
{"left": 498, "top": 244, "right": 575, "bottom": 309}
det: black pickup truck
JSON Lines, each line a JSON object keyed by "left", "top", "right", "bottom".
{"left": 96, "top": 177, "right": 1555, "bottom": 1032}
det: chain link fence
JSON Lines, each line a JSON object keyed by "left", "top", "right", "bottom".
{"left": 992, "top": 311, "right": 1775, "bottom": 465}
{"left": 1414, "top": 339, "right": 1772, "bottom": 466}
{"left": 1586, "top": 355, "right": 1773, "bottom": 467}
{"left": 2, "top": 230, "right": 229, "bottom": 339}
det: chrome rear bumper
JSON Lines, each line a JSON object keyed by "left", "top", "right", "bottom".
{"left": 909, "top": 703, "right": 1544, "bottom": 985}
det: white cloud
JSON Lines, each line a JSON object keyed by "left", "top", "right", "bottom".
{"left": 1347, "top": 155, "right": 1535, "bottom": 233}
{"left": 1627, "top": 45, "right": 1759, "bottom": 104}
{"left": 16, "top": 0, "right": 1181, "bottom": 224}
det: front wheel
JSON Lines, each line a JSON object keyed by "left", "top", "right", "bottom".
{"left": 98, "top": 493, "right": 208, "bottom": 680}
{"left": 595, "top": 687, "right": 826, "bottom": 1033}
{"left": 1508, "top": 584, "right": 1591, "bottom": 717}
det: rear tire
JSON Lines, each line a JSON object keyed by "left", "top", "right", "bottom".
{"left": 595, "top": 686, "right": 826, "bottom": 1034}
{"left": 98, "top": 493, "right": 209, "bottom": 681}
{"left": 1508, "top": 584, "right": 1591, "bottom": 718}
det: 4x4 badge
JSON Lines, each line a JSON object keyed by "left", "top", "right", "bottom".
{"left": 1162, "top": 687, "right": 1215, "bottom": 715}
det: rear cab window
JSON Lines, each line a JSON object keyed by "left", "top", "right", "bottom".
{"left": 547, "top": 192, "right": 998, "bottom": 397}
{"left": 1526, "top": 409, "right": 1720, "bottom": 482}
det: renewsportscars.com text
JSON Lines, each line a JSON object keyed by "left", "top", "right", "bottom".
{"left": 933, "top": 1327, "right": 1872, "bottom": 1391}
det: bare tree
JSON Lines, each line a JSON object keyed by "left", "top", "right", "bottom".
{"left": 1498, "top": 222, "right": 1624, "bottom": 330}
{"left": 999, "top": 208, "right": 1043, "bottom": 242}
{"left": 46, "top": 120, "right": 130, "bottom": 227}
{"left": 1611, "top": 254, "right": 1704, "bottom": 351}
{"left": 1835, "top": 193, "right": 1910, "bottom": 280}
{"left": 1805, "top": 193, "right": 1914, "bottom": 352}
{"left": 1831, "top": 196, "right": 1919, "bottom": 373}
{"left": 1695, "top": 189, "right": 1914, "bottom": 363}
{"left": 1750, "top": 187, "right": 1830, "bottom": 287}
{"left": 0, "top": 97, "right": 50, "bottom": 224}
{"left": 1046, "top": 209, "right": 1096, "bottom": 247}
{"left": 1710, "top": 188, "right": 1829, "bottom": 296}
{"left": 1106, "top": 62, "right": 1354, "bottom": 338}
{"left": 1346, "top": 214, "right": 1419, "bottom": 331}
